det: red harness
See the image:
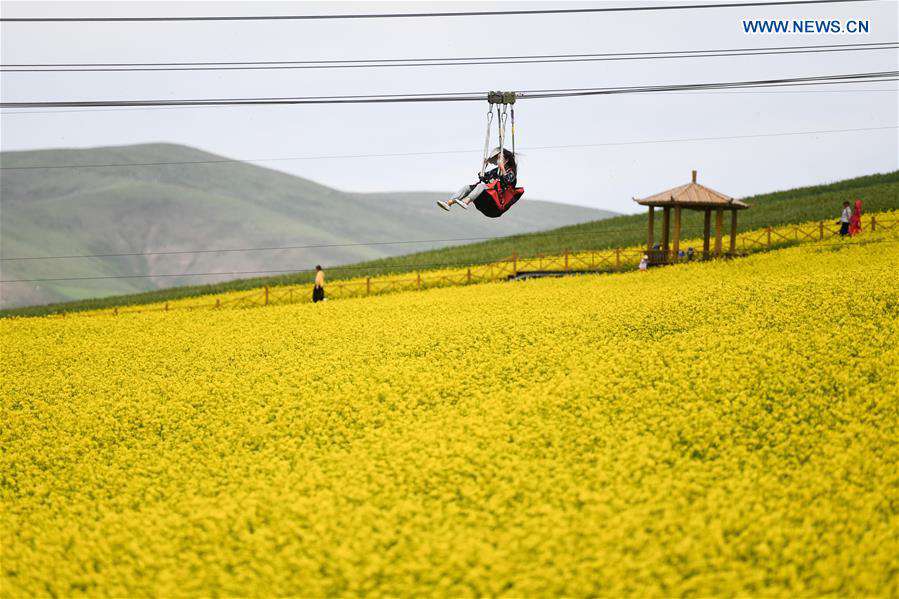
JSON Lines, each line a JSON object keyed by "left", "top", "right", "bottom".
{"left": 473, "top": 179, "right": 525, "bottom": 218}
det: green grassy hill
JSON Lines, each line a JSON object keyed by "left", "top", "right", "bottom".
{"left": 0, "top": 143, "right": 613, "bottom": 309}
{"left": 3, "top": 170, "right": 896, "bottom": 318}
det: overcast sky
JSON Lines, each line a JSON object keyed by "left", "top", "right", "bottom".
{"left": 1, "top": 0, "right": 897, "bottom": 214}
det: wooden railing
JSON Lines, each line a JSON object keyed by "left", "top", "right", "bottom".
{"left": 57, "top": 213, "right": 897, "bottom": 318}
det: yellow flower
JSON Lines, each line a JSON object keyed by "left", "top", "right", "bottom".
{"left": 2, "top": 229, "right": 897, "bottom": 596}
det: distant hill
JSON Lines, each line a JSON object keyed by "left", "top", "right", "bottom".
{"left": 0, "top": 143, "right": 615, "bottom": 308}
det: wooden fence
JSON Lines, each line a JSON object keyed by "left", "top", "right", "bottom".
{"left": 58, "top": 214, "right": 898, "bottom": 318}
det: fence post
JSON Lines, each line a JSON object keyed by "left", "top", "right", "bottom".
{"left": 819, "top": 221, "right": 824, "bottom": 240}
{"left": 766, "top": 227, "right": 772, "bottom": 248}
{"left": 871, "top": 214, "right": 876, "bottom": 231}
{"left": 512, "top": 252, "right": 518, "bottom": 275}
{"left": 114, "top": 307, "right": 118, "bottom": 316}
{"left": 417, "top": 272, "right": 421, "bottom": 290}
{"left": 165, "top": 302, "right": 169, "bottom": 312}
{"left": 216, "top": 298, "right": 220, "bottom": 309}
{"left": 467, "top": 268, "right": 472, "bottom": 284}
{"left": 264, "top": 286, "right": 269, "bottom": 305}
{"left": 564, "top": 249, "right": 569, "bottom": 272}
{"left": 366, "top": 277, "right": 371, "bottom": 295}
{"left": 615, "top": 248, "right": 621, "bottom": 268}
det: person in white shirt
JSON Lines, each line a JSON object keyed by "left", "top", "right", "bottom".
{"left": 639, "top": 254, "right": 649, "bottom": 272}
{"left": 838, "top": 201, "right": 852, "bottom": 236}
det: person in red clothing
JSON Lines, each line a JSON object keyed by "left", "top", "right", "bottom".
{"left": 848, "top": 199, "right": 863, "bottom": 236}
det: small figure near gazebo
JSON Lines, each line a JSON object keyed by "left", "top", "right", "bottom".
{"left": 634, "top": 170, "right": 749, "bottom": 264}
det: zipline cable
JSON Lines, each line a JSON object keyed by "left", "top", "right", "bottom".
{"left": 2, "top": 71, "right": 895, "bottom": 108}
{"left": 0, "top": 0, "right": 875, "bottom": 22}
{"left": 4, "top": 43, "right": 896, "bottom": 72}
{"left": 4, "top": 87, "right": 896, "bottom": 116}
{"left": 1, "top": 125, "right": 894, "bottom": 173}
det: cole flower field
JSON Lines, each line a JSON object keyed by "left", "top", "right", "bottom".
{"left": 1, "top": 232, "right": 898, "bottom": 596}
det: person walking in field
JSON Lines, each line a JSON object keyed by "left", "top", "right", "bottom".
{"left": 849, "top": 199, "right": 863, "bottom": 236}
{"left": 838, "top": 201, "right": 852, "bottom": 236}
{"left": 312, "top": 265, "right": 325, "bottom": 303}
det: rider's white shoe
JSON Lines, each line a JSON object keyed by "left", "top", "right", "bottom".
{"left": 455, "top": 200, "right": 469, "bottom": 210}
{"left": 437, "top": 200, "right": 451, "bottom": 211}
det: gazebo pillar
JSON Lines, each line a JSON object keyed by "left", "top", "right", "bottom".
{"left": 662, "top": 207, "right": 671, "bottom": 256}
{"left": 647, "top": 206, "right": 655, "bottom": 250}
{"left": 714, "top": 208, "right": 724, "bottom": 256}
{"left": 673, "top": 206, "right": 682, "bottom": 258}
{"left": 702, "top": 209, "right": 711, "bottom": 259}
{"left": 730, "top": 209, "right": 738, "bottom": 254}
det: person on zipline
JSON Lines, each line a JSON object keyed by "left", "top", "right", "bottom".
{"left": 437, "top": 148, "right": 520, "bottom": 213}
{"left": 438, "top": 96, "right": 524, "bottom": 217}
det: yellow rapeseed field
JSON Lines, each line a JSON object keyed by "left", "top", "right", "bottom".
{"left": 2, "top": 234, "right": 898, "bottom": 596}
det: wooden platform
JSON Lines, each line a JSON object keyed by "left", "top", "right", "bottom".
{"left": 508, "top": 270, "right": 599, "bottom": 281}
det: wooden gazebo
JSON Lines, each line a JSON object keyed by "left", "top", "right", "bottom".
{"left": 634, "top": 170, "right": 748, "bottom": 261}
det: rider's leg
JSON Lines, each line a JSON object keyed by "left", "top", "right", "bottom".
{"left": 439, "top": 184, "right": 476, "bottom": 210}
{"left": 457, "top": 182, "right": 487, "bottom": 206}
{"left": 447, "top": 184, "right": 475, "bottom": 205}
{"left": 451, "top": 184, "right": 473, "bottom": 199}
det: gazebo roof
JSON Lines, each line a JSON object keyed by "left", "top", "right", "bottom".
{"left": 634, "top": 171, "right": 748, "bottom": 210}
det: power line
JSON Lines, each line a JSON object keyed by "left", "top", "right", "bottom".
{"left": 5, "top": 42, "right": 892, "bottom": 68}
{"left": 0, "top": 265, "right": 482, "bottom": 283}
{"left": 0, "top": 254, "right": 625, "bottom": 283}
{"left": 3, "top": 238, "right": 895, "bottom": 284}
{"left": 1, "top": 125, "right": 895, "bottom": 173}
{"left": 0, "top": 0, "right": 874, "bottom": 22}
{"left": 2, "top": 71, "right": 896, "bottom": 108}
{"left": 3, "top": 42, "right": 895, "bottom": 72}
{"left": 3, "top": 224, "right": 726, "bottom": 262}
{"left": 1, "top": 236, "right": 520, "bottom": 261}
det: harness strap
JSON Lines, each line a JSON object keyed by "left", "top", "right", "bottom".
{"left": 510, "top": 106, "right": 515, "bottom": 157}
{"left": 479, "top": 107, "right": 494, "bottom": 177}
{"left": 497, "top": 104, "right": 508, "bottom": 175}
